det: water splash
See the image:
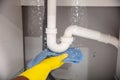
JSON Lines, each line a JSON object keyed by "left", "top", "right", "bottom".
{"left": 70, "top": 0, "right": 79, "bottom": 25}
{"left": 70, "top": 0, "right": 88, "bottom": 27}
{"left": 36, "top": 0, "right": 44, "bottom": 31}
{"left": 27, "top": 0, "right": 44, "bottom": 36}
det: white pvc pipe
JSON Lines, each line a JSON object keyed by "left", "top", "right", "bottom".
{"left": 48, "top": 0, "right": 56, "bottom": 29}
{"left": 64, "top": 25, "right": 119, "bottom": 48}
{"left": 46, "top": 0, "right": 73, "bottom": 52}
{"left": 46, "top": 0, "right": 119, "bottom": 53}
{"left": 47, "top": 34, "right": 73, "bottom": 53}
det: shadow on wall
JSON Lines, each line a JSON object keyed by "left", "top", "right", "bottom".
{"left": 0, "top": 0, "right": 4, "bottom": 13}
{"left": 0, "top": 0, "right": 4, "bottom": 8}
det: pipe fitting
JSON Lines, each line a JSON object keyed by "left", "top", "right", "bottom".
{"left": 64, "top": 25, "right": 79, "bottom": 37}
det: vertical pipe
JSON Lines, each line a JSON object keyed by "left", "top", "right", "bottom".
{"left": 48, "top": 0, "right": 56, "bottom": 29}
{"left": 43, "top": 0, "right": 55, "bottom": 80}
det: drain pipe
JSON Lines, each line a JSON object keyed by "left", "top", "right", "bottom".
{"left": 46, "top": 0, "right": 73, "bottom": 52}
{"left": 64, "top": 25, "right": 119, "bottom": 48}
{"left": 46, "top": 0, "right": 119, "bottom": 53}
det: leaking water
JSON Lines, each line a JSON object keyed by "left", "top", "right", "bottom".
{"left": 26, "top": 0, "right": 44, "bottom": 36}
{"left": 36, "top": 0, "right": 44, "bottom": 31}
{"left": 70, "top": 0, "right": 88, "bottom": 48}
{"left": 70, "top": 0, "right": 88, "bottom": 27}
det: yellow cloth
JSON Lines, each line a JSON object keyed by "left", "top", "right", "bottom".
{"left": 20, "top": 54, "right": 68, "bottom": 80}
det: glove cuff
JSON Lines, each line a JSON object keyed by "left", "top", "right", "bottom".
{"left": 20, "top": 63, "right": 51, "bottom": 80}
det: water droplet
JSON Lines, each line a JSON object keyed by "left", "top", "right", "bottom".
{"left": 40, "top": 27, "right": 42, "bottom": 30}
{"left": 44, "top": 37, "right": 47, "bottom": 40}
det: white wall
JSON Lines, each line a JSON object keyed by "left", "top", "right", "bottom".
{"left": 21, "top": 0, "right": 120, "bottom": 6}
{"left": 0, "top": 0, "right": 23, "bottom": 79}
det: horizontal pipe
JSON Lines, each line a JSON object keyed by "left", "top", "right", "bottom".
{"left": 64, "top": 25, "right": 119, "bottom": 48}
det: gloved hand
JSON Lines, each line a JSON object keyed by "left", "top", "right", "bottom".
{"left": 20, "top": 54, "right": 68, "bottom": 80}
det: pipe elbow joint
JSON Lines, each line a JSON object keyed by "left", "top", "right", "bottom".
{"left": 64, "top": 25, "right": 79, "bottom": 37}
{"left": 46, "top": 26, "right": 74, "bottom": 52}
{"left": 47, "top": 42, "right": 70, "bottom": 53}
{"left": 47, "top": 35, "right": 73, "bottom": 52}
